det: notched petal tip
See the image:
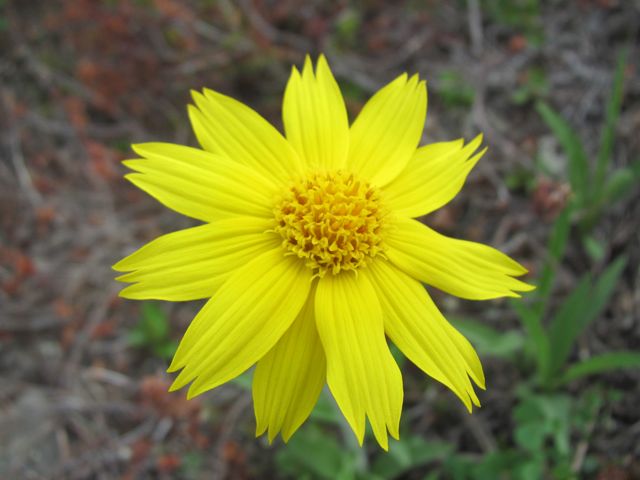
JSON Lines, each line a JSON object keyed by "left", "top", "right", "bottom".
{"left": 117, "top": 284, "right": 142, "bottom": 299}
{"left": 120, "top": 159, "right": 140, "bottom": 171}
{"left": 396, "top": 72, "right": 409, "bottom": 85}
{"left": 407, "top": 73, "right": 420, "bottom": 87}
{"left": 112, "top": 258, "right": 130, "bottom": 272}
{"left": 123, "top": 172, "right": 143, "bottom": 186}
{"left": 302, "top": 54, "right": 314, "bottom": 75}
{"left": 168, "top": 380, "right": 185, "bottom": 393}
{"left": 378, "top": 437, "right": 389, "bottom": 451}
{"left": 130, "top": 142, "right": 169, "bottom": 158}
{"left": 186, "top": 384, "right": 202, "bottom": 400}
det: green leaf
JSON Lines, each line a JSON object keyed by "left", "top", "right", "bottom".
{"left": 515, "top": 422, "right": 547, "bottom": 452}
{"left": 475, "top": 450, "right": 533, "bottom": 480}
{"left": 275, "top": 424, "right": 357, "bottom": 480}
{"left": 536, "top": 102, "right": 589, "bottom": 204}
{"left": 561, "top": 351, "right": 640, "bottom": 384}
{"left": 451, "top": 318, "right": 524, "bottom": 358}
{"left": 547, "top": 276, "right": 591, "bottom": 377}
{"left": 141, "top": 302, "right": 169, "bottom": 340}
{"left": 535, "top": 208, "right": 571, "bottom": 315}
{"left": 547, "top": 256, "right": 626, "bottom": 378}
{"left": 371, "top": 437, "right": 452, "bottom": 479}
{"left": 583, "top": 235, "right": 606, "bottom": 262}
{"left": 389, "top": 343, "right": 407, "bottom": 369}
{"left": 310, "top": 390, "right": 342, "bottom": 424}
{"left": 602, "top": 167, "right": 638, "bottom": 204}
{"left": 154, "top": 341, "right": 178, "bottom": 360}
{"left": 594, "top": 48, "right": 628, "bottom": 198}
{"left": 127, "top": 330, "right": 147, "bottom": 347}
{"left": 578, "top": 256, "right": 627, "bottom": 333}
{"left": 511, "top": 300, "right": 551, "bottom": 381}
{"left": 230, "top": 369, "right": 253, "bottom": 390}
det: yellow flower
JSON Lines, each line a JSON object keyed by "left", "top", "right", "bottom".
{"left": 114, "top": 55, "right": 533, "bottom": 450}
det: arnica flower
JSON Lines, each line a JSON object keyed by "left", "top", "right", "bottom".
{"left": 114, "top": 55, "right": 533, "bottom": 450}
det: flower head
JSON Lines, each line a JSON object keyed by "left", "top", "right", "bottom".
{"left": 114, "top": 55, "right": 533, "bottom": 450}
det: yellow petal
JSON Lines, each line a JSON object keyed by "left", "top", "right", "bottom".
{"left": 347, "top": 74, "right": 427, "bottom": 187}
{"left": 253, "top": 281, "right": 326, "bottom": 443}
{"left": 282, "top": 55, "right": 349, "bottom": 170}
{"left": 189, "top": 88, "right": 304, "bottom": 185}
{"left": 167, "top": 248, "right": 312, "bottom": 398}
{"left": 386, "top": 217, "right": 534, "bottom": 300}
{"left": 383, "top": 135, "right": 486, "bottom": 218}
{"left": 315, "top": 272, "right": 403, "bottom": 450}
{"left": 113, "top": 217, "right": 279, "bottom": 301}
{"left": 367, "top": 259, "right": 484, "bottom": 410}
{"left": 125, "top": 143, "right": 277, "bottom": 222}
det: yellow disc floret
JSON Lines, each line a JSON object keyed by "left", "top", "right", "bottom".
{"left": 274, "top": 171, "right": 387, "bottom": 276}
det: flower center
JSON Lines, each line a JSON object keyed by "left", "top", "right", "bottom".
{"left": 274, "top": 171, "right": 387, "bottom": 276}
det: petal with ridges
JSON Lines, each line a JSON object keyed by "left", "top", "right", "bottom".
{"left": 253, "top": 282, "right": 325, "bottom": 443}
{"left": 315, "top": 272, "right": 403, "bottom": 450}
{"left": 167, "top": 248, "right": 312, "bottom": 398}
{"left": 114, "top": 217, "right": 279, "bottom": 301}
{"left": 383, "top": 135, "right": 486, "bottom": 218}
{"left": 189, "top": 89, "right": 304, "bottom": 185}
{"left": 347, "top": 74, "right": 427, "bottom": 187}
{"left": 368, "top": 259, "right": 483, "bottom": 410}
{"left": 282, "top": 55, "right": 349, "bottom": 170}
{"left": 386, "top": 217, "right": 534, "bottom": 300}
{"left": 125, "top": 143, "right": 276, "bottom": 222}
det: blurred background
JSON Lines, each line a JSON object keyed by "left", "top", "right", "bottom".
{"left": 1, "top": 1, "right": 639, "bottom": 479}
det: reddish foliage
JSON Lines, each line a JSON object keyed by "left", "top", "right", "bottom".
{"left": 53, "top": 299, "right": 74, "bottom": 319}
{"left": 90, "top": 318, "right": 117, "bottom": 339}
{"left": 157, "top": 453, "right": 181, "bottom": 472}
{"left": 508, "top": 34, "right": 527, "bottom": 53}
{"left": 0, "top": 248, "right": 36, "bottom": 296}
{"left": 84, "top": 140, "right": 122, "bottom": 181}
{"left": 139, "top": 375, "right": 201, "bottom": 420}
{"left": 223, "top": 440, "right": 247, "bottom": 464}
{"left": 532, "top": 177, "right": 571, "bottom": 221}
{"left": 130, "top": 438, "right": 153, "bottom": 464}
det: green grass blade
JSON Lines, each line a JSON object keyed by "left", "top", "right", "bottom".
{"left": 579, "top": 256, "right": 627, "bottom": 331}
{"left": 603, "top": 167, "right": 639, "bottom": 204}
{"left": 512, "top": 299, "right": 551, "bottom": 382}
{"left": 547, "top": 256, "right": 626, "bottom": 376}
{"left": 536, "top": 102, "right": 589, "bottom": 204}
{"left": 534, "top": 208, "right": 571, "bottom": 318}
{"left": 547, "top": 276, "right": 591, "bottom": 376}
{"left": 594, "top": 48, "right": 628, "bottom": 199}
{"left": 560, "top": 351, "right": 640, "bottom": 384}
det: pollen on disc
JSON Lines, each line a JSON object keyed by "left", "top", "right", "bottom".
{"left": 274, "top": 171, "right": 387, "bottom": 276}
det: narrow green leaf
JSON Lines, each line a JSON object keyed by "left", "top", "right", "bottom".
{"left": 127, "top": 330, "right": 147, "bottom": 347}
{"left": 583, "top": 234, "right": 606, "bottom": 262}
{"left": 561, "top": 351, "right": 640, "bottom": 383}
{"left": 230, "top": 369, "right": 253, "bottom": 390}
{"left": 536, "top": 102, "right": 589, "bottom": 202}
{"left": 534, "top": 207, "right": 571, "bottom": 317}
{"left": 603, "top": 167, "right": 638, "bottom": 204}
{"left": 547, "top": 276, "right": 591, "bottom": 376}
{"left": 141, "top": 302, "right": 169, "bottom": 340}
{"left": 451, "top": 318, "right": 525, "bottom": 358}
{"left": 512, "top": 300, "right": 551, "bottom": 381}
{"left": 547, "top": 256, "right": 626, "bottom": 376}
{"left": 594, "top": 48, "right": 628, "bottom": 197}
{"left": 577, "top": 256, "right": 627, "bottom": 333}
